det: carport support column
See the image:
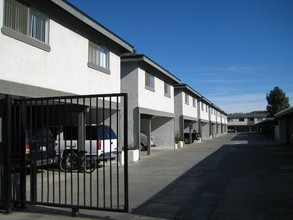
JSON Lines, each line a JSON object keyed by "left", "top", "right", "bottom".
{"left": 78, "top": 111, "right": 85, "bottom": 151}
{"left": 198, "top": 119, "right": 202, "bottom": 139}
{"left": 189, "top": 123, "right": 193, "bottom": 144}
{"left": 147, "top": 118, "right": 151, "bottom": 155}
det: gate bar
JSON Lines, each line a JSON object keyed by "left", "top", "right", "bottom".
{"left": 3, "top": 95, "right": 12, "bottom": 213}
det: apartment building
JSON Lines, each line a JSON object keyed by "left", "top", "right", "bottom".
{"left": 174, "top": 84, "right": 200, "bottom": 142}
{"left": 0, "top": 0, "right": 134, "bottom": 99}
{"left": 228, "top": 112, "right": 267, "bottom": 132}
{"left": 121, "top": 54, "right": 181, "bottom": 152}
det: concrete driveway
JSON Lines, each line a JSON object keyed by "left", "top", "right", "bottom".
{"left": 2, "top": 132, "right": 293, "bottom": 219}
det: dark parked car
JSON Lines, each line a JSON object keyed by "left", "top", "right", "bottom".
{"left": 12, "top": 127, "right": 56, "bottom": 169}
{"left": 27, "top": 128, "right": 56, "bottom": 167}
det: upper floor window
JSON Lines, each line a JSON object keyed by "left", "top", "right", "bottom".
{"left": 193, "top": 98, "right": 196, "bottom": 108}
{"left": 201, "top": 103, "right": 204, "bottom": 111}
{"left": 164, "top": 82, "right": 171, "bottom": 97}
{"left": 88, "top": 41, "right": 110, "bottom": 74}
{"left": 145, "top": 72, "right": 155, "bottom": 91}
{"left": 185, "top": 93, "right": 189, "bottom": 105}
{"left": 2, "top": 0, "right": 50, "bottom": 51}
{"left": 239, "top": 118, "right": 245, "bottom": 122}
{"left": 206, "top": 105, "right": 208, "bottom": 112}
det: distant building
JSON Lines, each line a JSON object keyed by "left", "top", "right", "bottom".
{"left": 227, "top": 111, "right": 267, "bottom": 132}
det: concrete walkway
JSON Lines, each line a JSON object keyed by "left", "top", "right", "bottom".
{"left": 1, "top": 133, "right": 293, "bottom": 219}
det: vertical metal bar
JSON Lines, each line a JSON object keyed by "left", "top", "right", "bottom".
{"left": 76, "top": 98, "right": 80, "bottom": 207}
{"left": 64, "top": 99, "right": 67, "bottom": 205}
{"left": 109, "top": 96, "right": 113, "bottom": 208}
{"left": 58, "top": 98, "right": 62, "bottom": 205}
{"left": 0, "top": 102, "right": 3, "bottom": 205}
{"left": 19, "top": 99, "right": 27, "bottom": 207}
{"left": 96, "top": 96, "right": 99, "bottom": 208}
{"left": 52, "top": 99, "right": 55, "bottom": 204}
{"left": 102, "top": 97, "right": 106, "bottom": 208}
{"left": 3, "top": 95, "right": 12, "bottom": 213}
{"left": 116, "top": 95, "right": 120, "bottom": 209}
{"left": 82, "top": 97, "right": 86, "bottom": 207}
{"left": 123, "top": 94, "right": 129, "bottom": 212}
{"left": 30, "top": 100, "right": 37, "bottom": 202}
{"left": 89, "top": 97, "right": 93, "bottom": 207}
{"left": 40, "top": 99, "right": 44, "bottom": 202}
{"left": 70, "top": 98, "right": 73, "bottom": 206}
{"left": 46, "top": 99, "right": 50, "bottom": 203}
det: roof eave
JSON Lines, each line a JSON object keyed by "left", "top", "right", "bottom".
{"left": 51, "top": 0, "right": 134, "bottom": 53}
{"left": 121, "top": 54, "right": 181, "bottom": 84}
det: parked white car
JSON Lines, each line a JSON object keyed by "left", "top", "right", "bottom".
{"left": 55, "top": 125, "right": 117, "bottom": 162}
{"left": 140, "top": 133, "right": 158, "bottom": 151}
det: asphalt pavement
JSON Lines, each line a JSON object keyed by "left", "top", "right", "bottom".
{"left": 1, "top": 132, "right": 293, "bottom": 220}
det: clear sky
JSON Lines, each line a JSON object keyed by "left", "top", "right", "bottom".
{"left": 68, "top": 0, "right": 293, "bottom": 114}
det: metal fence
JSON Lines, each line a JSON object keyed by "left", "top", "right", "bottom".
{"left": 0, "top": 94, "right": 128, "bottom": 216}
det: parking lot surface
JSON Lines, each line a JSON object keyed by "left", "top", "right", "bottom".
{"left": 1, "top": 132, "right": 293, "bottom": 219}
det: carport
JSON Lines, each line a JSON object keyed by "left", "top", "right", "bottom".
{"left": 138, "top": 108, "right": 175, "bottom": 156}
{"left": 182, "top": 117, "right": 198, "bottom": 144}
{"left": 199, "top": 120, "right": 210, "bottom": 139}
{"left": 0, "top": 83, "right": 129, "bottom": 215}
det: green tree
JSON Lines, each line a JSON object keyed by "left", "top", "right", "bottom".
{"left": 266, "top": 86, "right": 290, "bottom": 117}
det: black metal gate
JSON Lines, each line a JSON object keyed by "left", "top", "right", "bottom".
{"left": 0, "top": 94, "right": 129, "bottom": 215}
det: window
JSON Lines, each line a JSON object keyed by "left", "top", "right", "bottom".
{"left": 145, "top": 72, "right": 155, "bottom": 91}
{"left": 206, "top": 105, "right": 208, "bottom": 112}
{"left": 88, "top": 41, "right": 110, "bottom": 74}
{"left": 30, "top": 9, "right": 48, "bottom": 42}
{"left": 239, "top": 118, "right": 244, "bottom": 122}
{"left": 193, "top": 98, "right": 196, "bottom": 108}
{"left": 201, "top": 103, "right": 204, "bottom": 111}
{"left": 3, "top": 0, "right": 50, "bottom": 50}
{"left": 249, "top": 118, "right": 254, "bottom": 121}
{"left": 185, "top": 93, "right": 189, "bottom": 105}
{"left": 164, "top": 82, "right": 171, "bottom": 97}
{"left": 228, "top": 118, "right": 233, "bottom": 122}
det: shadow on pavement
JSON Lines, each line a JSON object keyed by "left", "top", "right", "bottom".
{"left": 132, "top": 133, "right": 293, "bottom": 220}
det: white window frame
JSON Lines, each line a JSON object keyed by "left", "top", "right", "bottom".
{"left": 193, "top": 98, "right": 196, "bottom": 108}
{"left": 145, "top": 72, "right": 155, "bottom": 91}
{"left": 2, "top": 0, "right": 50, "bottom": 51}
{"left": 164, "top": 82, "right": 171, "bottom": 97}
{"left": 88, "top": 41, "right": 110, "bottom": 74}
{"left": 185, "top": 93, "right": 189, "bottom": 105}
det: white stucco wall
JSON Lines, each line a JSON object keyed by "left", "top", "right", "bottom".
{"left": 182, "top": 92, "right": 197, "bottom": 119}
{"left": 216, "top": 112, "right": 221, "bottom": 123}
{"left": 228, "top": 118, "right": 248, "bottom": 126}
{"left": 0, "top": 2, "right": 120, "bottom": 96}
{"left": 199, "top": 102, "right": 209, "bottom": 121}
{"left": 137, "top": 68, "right": 174, "bottom": 114}
{"left": 210, "top": 108, "right": 217, "bottom": 123}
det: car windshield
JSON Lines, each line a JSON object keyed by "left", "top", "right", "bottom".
{"left": 97, "top": 126, "right": 117, "bottom": 140}
{"left": 63, "top": 126, "right": 117, "bottom": 140}
{"left": 34, "top": 128, "right": 54, "bottom": 138}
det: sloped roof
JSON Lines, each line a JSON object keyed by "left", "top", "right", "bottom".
{"left": 121, "top": 53, "right": 181, "bottom": 84}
